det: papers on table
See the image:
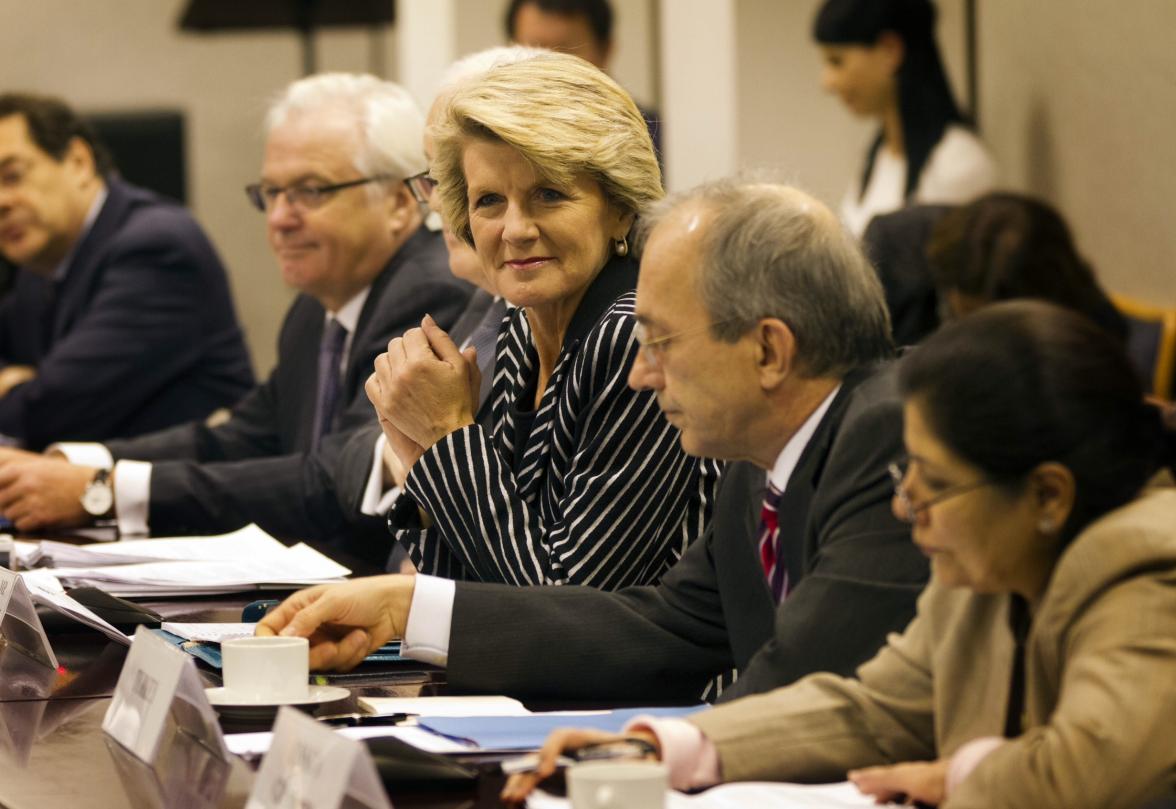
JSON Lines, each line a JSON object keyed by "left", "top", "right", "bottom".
{"left": 19, "top": 568, "right": 131, "bottom": 645}
{"left": 45, "top": 545, "right": 347, "bottom": 596}
{"left": 16, "top": 524, "right": 294, "bottom": 568}
{"left": 357, "top": 695, "right": 531, "bottom": 718}
{"left": 225, "top": 725, "right": 475, "bottom": 759}
{"left": 160, "top": 622, "right": 257, "bottom": 643}
{"left": 417, "top": 706, "right": 706, "bottom": 751}
{"left": 529, "top": 781, "right": 882, "bottom": 809}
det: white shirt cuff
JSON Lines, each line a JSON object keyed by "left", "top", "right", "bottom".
{"left": 360, "top": 433, "right": 403, "bottom": 516}
{"left": 113, "top": 460, "right": 152, "bottom": 538}
{"left": 51, "top": 442, "right": 113, "bottom": 468}
{"left": 401, "top": 574, "right": 455, "bottom": 667}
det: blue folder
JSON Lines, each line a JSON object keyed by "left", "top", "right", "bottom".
{"left": 418, "top": 705, "right": 706, "bottom": 750}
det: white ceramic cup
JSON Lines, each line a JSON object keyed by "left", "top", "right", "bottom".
{"left": 220, "top": 636, "right": 309, "bottom": 702}
{"left": 567, "top": 761, "right": 668, "bottom": 809}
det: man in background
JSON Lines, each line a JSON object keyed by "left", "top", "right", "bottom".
{"left": 0, "top": 93, "right": 254, "bottom": 449}
{"left": 0, "top": 75, "right": 470, "bottom": 566}
{"left": 505, "top": 0, "right": 661, "bottom": 155}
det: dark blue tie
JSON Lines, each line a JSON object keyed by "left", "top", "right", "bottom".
{"left": 311, "top": 318, "right": 348, "bottom": 450}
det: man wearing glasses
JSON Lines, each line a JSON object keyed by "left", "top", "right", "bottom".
{"left": 0, "top": 93, "right": 254, "bottom": 450}
{"left": 0, "top": 75, "right": 469, "bottom": 564}
{"left": 260, "top": 179, "right": 929, "bottom": 703}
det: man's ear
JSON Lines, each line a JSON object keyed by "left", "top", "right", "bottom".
{"left": 385, "top": 183, "right": 420, "bottom": 238}
{"left": 63, "top": 136, "right": 98, "bottom": 185}
{"left": 756, "top": 318, "right": 797, "bottom": 390}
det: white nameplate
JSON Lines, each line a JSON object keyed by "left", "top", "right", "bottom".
{"left": 246, "top": 706, "right": 391, "bottom": 809}
{"left": 0, "top": 568, "right": 58, "bottom": 670}
{"left": 102, "top": 625, "right": 191, "bottom": 762}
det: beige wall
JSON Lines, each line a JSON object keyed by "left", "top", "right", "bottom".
{"left": 2, "top": 0, "right": 1171, "bottom": 377}
{"left": 979, "top": 2, "right": 1176, "bottom": 305}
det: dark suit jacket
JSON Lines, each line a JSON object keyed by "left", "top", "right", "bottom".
{"left": 442, "top": 360, "right": 929, "bottom": 702}
{"left": 0, "top": 179, "right": 254, "bottom": 449}
{"left": 305, "top": 289, "right": 508, "bottom": 565}
{"left": 862, "top": 205, "right": 953, "bottom": 347}
{"left": 103, "top": 227, "right": 471, "bottom": 554}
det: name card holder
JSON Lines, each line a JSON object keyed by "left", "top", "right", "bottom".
{"left": 102, "top": 626, "right": 231, "bottom": 809}
{"left": 246, "top": 706, "right": 392, "bottom": 809}
{"left": 0, "top": 568, "right": 58, "bottom": 685}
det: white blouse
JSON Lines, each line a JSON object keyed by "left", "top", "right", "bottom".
{"left": 840, "top": 124, "right": 996, "bottom": 239}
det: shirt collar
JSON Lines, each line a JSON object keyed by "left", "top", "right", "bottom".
{"left": 327, "top": 285, "right": 370, "bottom": 334}
{"left": 768, "top": 384, "right": 842, "bottom": 493}
{"left": 51, "top": 185, "right": 108, "bottom": 282}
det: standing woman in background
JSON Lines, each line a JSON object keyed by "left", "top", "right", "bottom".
{"left": 815, "top": 0, "right": 996, "bottom": 238}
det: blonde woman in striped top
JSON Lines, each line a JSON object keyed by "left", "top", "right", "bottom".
{"left": 366, "top": 53, "right": 721, "bottom": 589}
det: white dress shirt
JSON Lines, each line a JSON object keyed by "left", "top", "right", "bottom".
{"left": 400, "top": 386, "right": 840, "bottom": 667}
{"left": 55, "top": 287, "right": 370, "bottom": 537}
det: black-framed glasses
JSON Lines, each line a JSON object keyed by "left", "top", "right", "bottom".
{"left": 244, "top": 176, "right": 388, "bottom": 213}
{"left": 404, "top": 171, "right": 437, "bottom": 205}
{"left": 633, "top": 319, "right": 738, "bottom": 369}
{"left": 888, "top": 457, "right": 1001, "bottom": 523}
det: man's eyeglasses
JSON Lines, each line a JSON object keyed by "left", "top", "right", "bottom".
{"left": 244, "top": 176, "right": 388, "bottom": 213}
{"left": 888, "top": 457, "right": 1000, "bottom": 523}
{"left": 633, "top": 319, "right": 735, "bottom": 369}
{"left": 404, "top": 171, "right": 437, "bottom": 205}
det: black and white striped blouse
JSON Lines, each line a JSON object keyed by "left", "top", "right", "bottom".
{"left": 392, "top": 256, "right": 722, "bottom": 589}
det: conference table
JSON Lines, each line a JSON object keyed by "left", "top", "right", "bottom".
{"left": 0, "top": 555, "right": 524, "bottom": 808}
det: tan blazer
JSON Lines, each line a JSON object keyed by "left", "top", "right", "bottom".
{"left": 691, "top": 488, "right": 1176, "bottom": 809}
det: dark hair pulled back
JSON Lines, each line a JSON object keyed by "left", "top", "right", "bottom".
{"left": 901, "top": 300, "right": 1174, "bottom": 542}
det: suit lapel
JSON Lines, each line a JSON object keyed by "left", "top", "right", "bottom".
{"left": 48, "top": 181, "right": 133, "bottom": 343}
{"left": 775, "top": 369, "right": 870, "bottom": 585}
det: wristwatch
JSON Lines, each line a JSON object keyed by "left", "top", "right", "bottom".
{"left": 80, "top": 468, "right": 115, "bottom": 518}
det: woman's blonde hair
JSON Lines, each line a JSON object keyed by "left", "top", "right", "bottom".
{"left": 429, "top": 52, "right": 663, "bottom": 245}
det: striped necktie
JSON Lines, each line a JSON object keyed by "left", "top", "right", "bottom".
{"left": 311, "top": 318, "right": 348, "bottom": 450}
{"left": 758, "top": 482, "right": 789, "bottom": 602}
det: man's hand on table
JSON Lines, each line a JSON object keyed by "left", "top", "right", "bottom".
{"left": 255, "top": 574, "right": 417, "bottom": 671}
{"left": 0, "top": 449, "right": 94, "bottom": 530}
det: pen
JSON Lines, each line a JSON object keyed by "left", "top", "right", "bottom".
{"left": 499, "top": 753, "right": 577, "bottom": 775}
{"left": 500, "top": 738, "right": 658, "bottom": 774}
{"left": 317, "top": 712, "right": 413, "bottom": 727}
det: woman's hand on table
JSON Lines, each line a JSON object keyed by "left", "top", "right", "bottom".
{"left": 849, "top": 757, "right": 949, "bottom": 806}
{"left": 500, "top": 727, "right": 661, "bottom": 805}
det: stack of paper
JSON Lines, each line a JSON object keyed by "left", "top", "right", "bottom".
{"left": 16, "top": 524, "right": 291, "bottom": 568}
{"left": 44, "top": 542, "right": 350, "bottom": 597}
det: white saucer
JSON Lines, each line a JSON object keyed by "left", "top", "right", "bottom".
{"left": 205, "top": 684, "right": 350, "bottom": 709}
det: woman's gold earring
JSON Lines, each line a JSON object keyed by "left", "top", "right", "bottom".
{"left": 1038, "top": 519, "right": 1055, "bottom": 535}
{"left": 614, "top": 236, "right": 629, "bottom": 257}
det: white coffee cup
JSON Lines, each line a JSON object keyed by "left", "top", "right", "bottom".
{"left": 220, "top": 636, "right": 309, "bottom": 702}
{"left": 567, "top": 761, "right": 668, "bottom": 809}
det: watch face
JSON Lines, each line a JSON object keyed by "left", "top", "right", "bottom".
{"left": 82, "top": 483, "right": 113, "bottom": 517}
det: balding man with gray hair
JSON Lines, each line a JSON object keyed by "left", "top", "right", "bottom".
{"left": 259, "top": 178, "right": 928, "bottom": 701}
{"left": 0, "top": 74, "right": 470, "bottom": 561}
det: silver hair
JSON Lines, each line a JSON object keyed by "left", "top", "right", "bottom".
{"left": 265, "top": 72, "right": 426, "bottom": 183}
{"left": 636, "top": 177, "right": 893, "bottom": 378}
